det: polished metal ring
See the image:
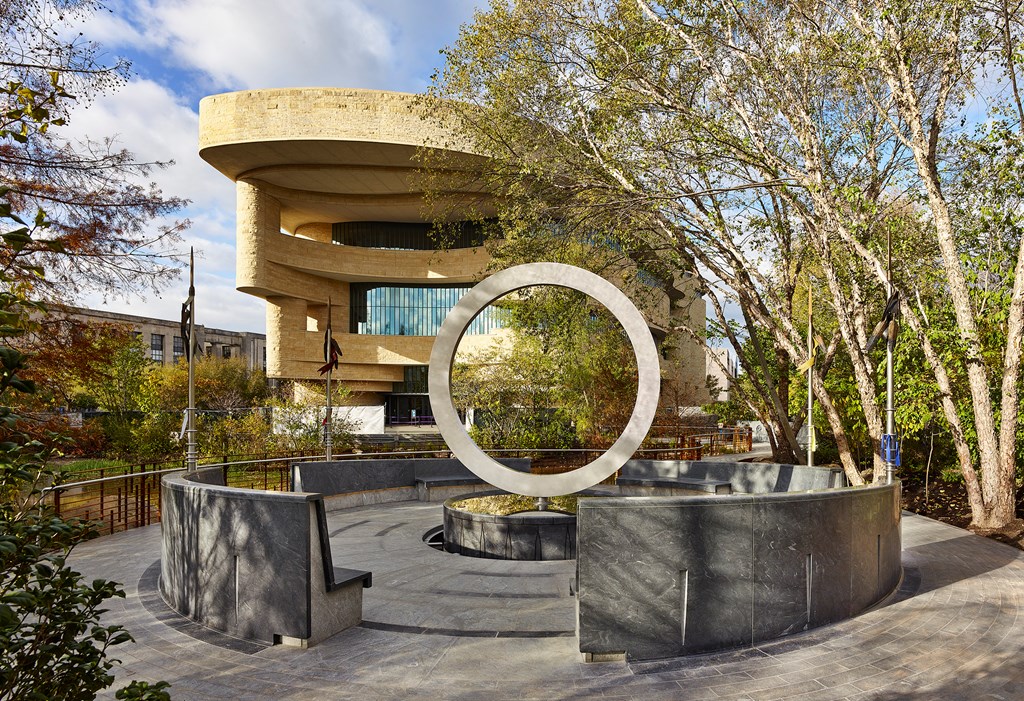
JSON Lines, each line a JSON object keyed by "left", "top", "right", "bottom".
{"left": 428, "top": 262, "right": 661, "bottom": 497}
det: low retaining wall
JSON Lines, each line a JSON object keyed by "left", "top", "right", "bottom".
{"left": 620, "top": 459, "right": 846, "bottom": 492}
{"left": 291, "top": 458, "right": 531, "bottom": 507}
{"left": 577, "top": 481, "right": 901, "bottom": 660}
{"left": 160, "top": 471, "right": 366, "bottom": 646}
{"left": 443, "top": 492, "right": 577, "bottom": 560}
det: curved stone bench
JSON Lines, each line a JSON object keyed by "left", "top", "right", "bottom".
{"left": 163, "top": 457, "right": 899, "bottom": 658}
{"left": 160, "top": 470, "right": 370, "bottom": 648}
{"left": 619, "top": 459, "right": 845, "bottom": 492}
{"left": 577, "top": 476, "right": 901, "bottom": 660}
{"left": 292, "top": 457, "right": 530, "bottom": 507}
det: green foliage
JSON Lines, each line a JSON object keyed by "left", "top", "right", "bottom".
{"left": 143, "top": 356, "right": 270, "bottom": 412}
{"left": 0, "top": 243, "right": 152, "bottom": 701}
{"left": 90, "top": 338, "right": 151, "bottom": 417}
{"left": 1, "top": 75, "right": 169, "bottom": 699}
{"left": 452, "top": 285, "right": 638, "bottom": 450}
{"left": 116, "top": 681, "right": 172, "bottom": 701}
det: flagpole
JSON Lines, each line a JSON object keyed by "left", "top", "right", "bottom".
{"left": 807, "top": 283, "right": 814, "bottom": 468}
{"left": 325, "top": 297, "right": 333, "bottom": 461}
{"left": 885, "top": 230, "right": 895, "bottom": 484}
{"left": 186, "top": 248, "right": 197, "bottom": 472}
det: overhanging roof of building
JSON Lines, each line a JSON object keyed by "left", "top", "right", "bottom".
{"left": 198, "top": 88, "right": 490, "bottom": 230}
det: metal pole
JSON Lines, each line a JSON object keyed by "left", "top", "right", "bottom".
{"left": 186, "top": 248, "right": 197, "bottom": 472}
{"left": 884, "top": 229, "right": 895, "bottom": 484}
{"left": 886, "top": 336, "right": 895, "bottom": 484}
{"left": 325, "top": 364, "right": 333, "bottom": 461}
{"left": 807, "top": 284, "right": 814, "bottom": 467}
{"left": 325, "top": 309, "right": 333, "bottom": 462}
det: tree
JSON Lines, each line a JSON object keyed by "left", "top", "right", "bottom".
{"left": 1, "top": 88, "right": 169, "bottom": 700}
{"left": 143, "top": 356, "right": 270, "bottom": 413}
{"left": 89, "top": 336, "right": 150, "bottom": 417}
{"left": 452, "top": 285, "right": 639, "bottom": 449}
{"left": 1, "top": 4, "right": 181, "bottom": 693}
{"left": 1, "top": 0, "right": 187, "bottom": 302}
{"left": 18, "top": 317, "right": 138, "bottom": 410}
{"left": 429, "top": 0, "right": 1024, "bottom": 527}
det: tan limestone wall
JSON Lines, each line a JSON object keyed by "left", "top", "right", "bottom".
{"left": 295, "top": 223, "right": 332, "bottom": 243}
{"left": 199, "top": 88, "right": 471, "bottom": 155}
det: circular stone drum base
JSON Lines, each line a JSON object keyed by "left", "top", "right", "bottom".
{"left": 443, "top": 501, "right": 577, "bottom": 560}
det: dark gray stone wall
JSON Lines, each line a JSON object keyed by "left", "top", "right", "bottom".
{"left": 621, "top": 460, "right": 845, "bottom": 492}
{"left": 443, "top": 496, "right": 576, "bottom": 560}
{"left": 291, "top": 458, "right": 531, "bottom": 495}
{"left": 160, "top": 474, "right": 333, "bottom": 644}
{"left": 577, "top": 483, "right": 901, "bottom": 660}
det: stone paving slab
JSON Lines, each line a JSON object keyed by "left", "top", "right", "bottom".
{"left": 67, "top": 503, "right": 1024, "bottom": 700}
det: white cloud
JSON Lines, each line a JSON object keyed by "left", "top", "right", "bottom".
{"left": 62, "top": 78, "right": 234, "bottom": 214}
{"left": 134, "top": 0, "right": 397, "bottom": 90}
{"left": 53, "top": 0, "right": 489, "bottom": 335}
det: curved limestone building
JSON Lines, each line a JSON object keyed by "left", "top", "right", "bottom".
{"left": 198, "top": 88, "right": 706, "bottom": 426}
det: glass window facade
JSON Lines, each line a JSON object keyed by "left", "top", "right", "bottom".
{"left": 150, "top": 333, "right": 164, "bottom": 363}
{"left": 332, "top": 220, "right": 487, "bottom": 250}
{"left": 349, "top": 284, "right": 501, "bottom": 336}
{"left": 386, "top": 394, "right": 433, "bottom": 426}
{"left": 393, "top": 366, "right": 428, "bottom": 393}
{"left": 173, "top": 335, "right": 184, "bottom": 361}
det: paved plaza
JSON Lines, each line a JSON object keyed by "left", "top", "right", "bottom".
{"left": 71, "top": 502, "right": 1024, "bottom": 700}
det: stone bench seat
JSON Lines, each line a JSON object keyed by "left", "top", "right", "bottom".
{"left": 328, "top": 567, "right": 372, "bottom": 593}
{"left": 616, "top": 476, "right": 733, "bottom": 494}
{"left": 414, "top": 475, "right": 486, "bottom": 486}
{"left": 414, "top": 474, "right": 487, "bottom": 502}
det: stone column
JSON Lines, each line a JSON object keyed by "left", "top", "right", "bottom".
{"left": 265, "top": 296, "right": 307, "bottom": 379}
{"left": 236, "top": 180, "right": 280, "bottom": 294}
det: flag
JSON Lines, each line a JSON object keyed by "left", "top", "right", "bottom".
{"left": 865, "top": 291, "right": 900, "bottom": 352}
{"left": 180, "top": 247, "right": 199, "bottom": 361}
{"left": 318, "top": 296, "right": 342, "bottom": 375}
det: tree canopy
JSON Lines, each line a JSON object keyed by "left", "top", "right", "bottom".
{"left": 428, "top": 0, "right": 1024, "bottom": 527}
{"left": 1, "top": 0, "right": 187, "bottom": 302}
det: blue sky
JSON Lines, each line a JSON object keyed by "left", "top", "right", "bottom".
{"left": 67, "top": 0, "right": 484, "bottom": 333}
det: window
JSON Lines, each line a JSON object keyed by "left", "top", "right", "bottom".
{"left": 150, "top": 333, "right": 164, "bottom": 363}
{"left": 332, "top": 220, "right": 489, "bottom": 250}
{"left": 222, "top": 345, "right": 232, "bottom": 359}
{"left": 349, "top": 283, "right": 501, "bottom": 336}
{"left": 173, "top": 335, "right": 184, "bottom": 361}
{"left": 393, "top": 366, "right": 428, "bottom": 393}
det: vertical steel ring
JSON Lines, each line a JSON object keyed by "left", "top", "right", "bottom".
{"left": 428, "top": 263, "right": 661, "bottom": 497}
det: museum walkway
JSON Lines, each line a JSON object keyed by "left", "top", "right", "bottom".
{"left": 71, "top": 504, "right": 1024, "bottom": 700}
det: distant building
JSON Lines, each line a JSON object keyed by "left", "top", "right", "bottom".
{"left": 705, "top": 347, "right": 737, "bottom": 402}
{"left": 64, "top": 307, "right": 267, "bottom": 372}
{"left": 197, "top": 87, "right": 708, "bottom": 425}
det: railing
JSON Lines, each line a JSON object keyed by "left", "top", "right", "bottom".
{"left": 684, "top": 427, "right": 754, "bottom": 455}
{"left": 44, "top": 429, "right": 756, "bottom": 536}
{"left": 44, "top": 450, "right": 324, "bottom": 536}
{"left": 649, "top": 424, "right": 754, "bottom": 452}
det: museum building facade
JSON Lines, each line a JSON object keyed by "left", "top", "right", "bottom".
{"left": 198, "top": 88, "right": 706, "bottom": 426}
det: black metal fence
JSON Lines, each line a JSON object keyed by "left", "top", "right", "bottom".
{"left": 45, "top": 428, "right": 756, "bottom": 536}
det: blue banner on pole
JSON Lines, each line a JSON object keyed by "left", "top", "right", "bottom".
{"left": 881, "top": 434, "right": 901, "bottom": 466}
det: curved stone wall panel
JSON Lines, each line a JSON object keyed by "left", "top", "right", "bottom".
{"left": 160, "top": 471, "right": 364, "bottom": 646}
{"left": 443, "top": 494, "right": 577, "bottom": 560}
{"left": 577, "top": 482, "right": 902, "bottom": 660}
